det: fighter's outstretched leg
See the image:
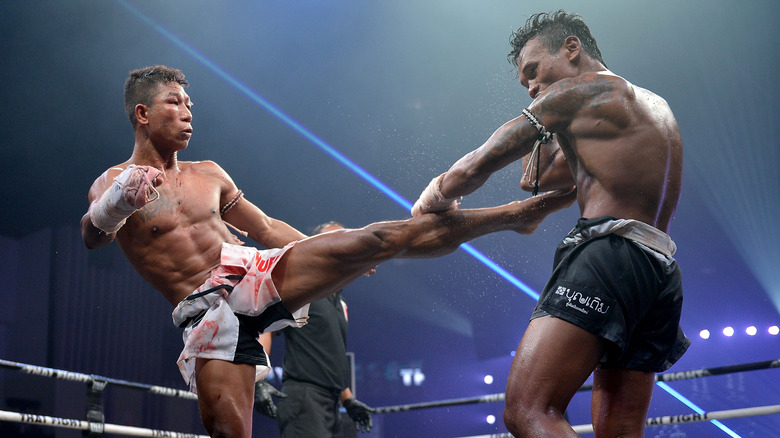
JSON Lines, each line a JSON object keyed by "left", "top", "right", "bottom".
{"left": 275, "top": 188, "right": 575, "bottom": 312}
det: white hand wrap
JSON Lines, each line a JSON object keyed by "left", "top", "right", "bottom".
{"left": 89, "top": 165, "right": 161, "bottom": 233}
{"left": 411, "top": 173, "right": 460, "bottom": 216}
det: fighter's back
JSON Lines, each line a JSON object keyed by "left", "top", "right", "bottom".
{"left": 551, "top": 72, "right": 683, "bottom": 232}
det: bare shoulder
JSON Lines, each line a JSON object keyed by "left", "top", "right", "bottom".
{"left": 87, "top": 162, "right": 130, "bottom": 201}
{"left": 181, "top": 160, "right": 238, "bottom": 195}
{"left": 540, "top": 72, "right": 629, "bottom": 110}
{"left": 181, "top": 160, "right": 230, "bottom": 179}
{"left": 633, "top": 83, "right": 674, "bottom": 113}
{"left": 532, "top": 71, "right": 645, "bottom": 133}
{"left": 591, "top": 73, "right": 673, "bottom": 116}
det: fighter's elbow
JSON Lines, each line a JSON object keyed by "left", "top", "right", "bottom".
{"left": 519, "top": 178, "right": 535, "bottom": 192}
{"left": 81, "top": 231, "right": 101, "bottom": 250}
{"left": 448, "top": 165, "right": 489, "bottom": 194}
{"left": 80, "top": 216, "right": 110, "bottom": 250}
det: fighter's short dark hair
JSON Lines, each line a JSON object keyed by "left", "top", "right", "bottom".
{"left": 124, "top": 65, "right": 189, "bottom": 130}
{"left": 508, "top": 10, "right": 606, "bottom": 68}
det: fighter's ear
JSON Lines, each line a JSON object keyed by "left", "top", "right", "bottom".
{"left": 563, "top": 36, "right": 581, "bottom": 62}
{"left": 135, "top": 103, "right": 150, "bottom": 126}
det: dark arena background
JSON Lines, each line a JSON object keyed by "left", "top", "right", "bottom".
{"left": 1, "top": 1, "right": 778, "bottom": 437}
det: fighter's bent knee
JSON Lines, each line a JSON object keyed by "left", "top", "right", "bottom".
{"left": 503, "top": 406, "right": 529, "bottom": 436}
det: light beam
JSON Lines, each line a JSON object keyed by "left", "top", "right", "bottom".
{"left": 114, "top": 5, "right": 737, "bottom": 435}
{"left": 115, "top": 0, "right": 541, "bottom": 301}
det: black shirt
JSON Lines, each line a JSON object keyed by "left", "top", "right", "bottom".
{"left": 281, "top": 292, "right": 349, "bottom": 393}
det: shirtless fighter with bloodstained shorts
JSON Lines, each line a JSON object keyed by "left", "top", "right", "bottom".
{"left": 81, "top": 65, "right": 576, "bottom": 438}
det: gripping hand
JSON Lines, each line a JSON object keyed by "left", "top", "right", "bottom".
{"left": 411, "top": 173, "right": 460, "bottom": 216}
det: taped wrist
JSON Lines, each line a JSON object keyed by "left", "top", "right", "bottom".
{"left": 413, "top": 173, "right": 460, "bottom": 214}
{"left": 428, "top": 173, "right": 449, "bottom": 203}
{"left": 89, "top": 173, "right": 139, "bottom": 233}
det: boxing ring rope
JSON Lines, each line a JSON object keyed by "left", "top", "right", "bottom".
{"left": 374, "top": 358, "right": 780, "bottom": 413}
{"left": 455, "top": 404, "right": 780, "bottom": 438}
{"left": 0, "top": 410, "right": 207, "bottom": 438}
{"left": 3, "top": 358, "right": 777, "bottom": 436}
{"left": 0, "top": 358, "right": 198, "bottom": 400}
{"left": 0, "top": 358, "right": 205, "bottom": 437}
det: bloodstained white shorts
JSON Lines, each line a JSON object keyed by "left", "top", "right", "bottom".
{"left": 172, "top": 242, "right": 310, "bottom": 393}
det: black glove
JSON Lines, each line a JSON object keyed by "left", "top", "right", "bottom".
{"left": 343, "top": 397, "right": 375, "bottom": 433}
{"left": 254, "top": 380, "right": 287, "bottom": 418}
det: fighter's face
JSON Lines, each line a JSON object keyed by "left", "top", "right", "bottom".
{"left": 516, "top": 37, "right": 573, "bottom": 100}
{"left": 145, "top": 82, "right": 193, "bottom": 150}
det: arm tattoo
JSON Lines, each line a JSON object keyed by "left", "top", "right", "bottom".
{"left": 134, "top": 194, "right": 174, "bottom": 223}
{"left": 535, "top": 74, "right": 615, "bottom": 119}
{"left": 477, "top": 75, "right": 614, "bottom": 191}
{"left": 485, "top": 120, "right": 539, "bottom": 161}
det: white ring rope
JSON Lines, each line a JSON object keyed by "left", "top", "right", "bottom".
{"left": 2, "top": 358, "right": 776, "bottom": 436}
{"left": 374, "top": 358, "right": 780, "bottom": 413}
{"left": 454, "top": 403, "right": 780, "bottom": 438}
{"left": 0, "top": 357, "right": 202, "bottom": 437}
{"left": 0, "top": 358, "right": 197, "bottom": 400}
{"left": 0, "top": 409, "right": 208, "bottom": 438}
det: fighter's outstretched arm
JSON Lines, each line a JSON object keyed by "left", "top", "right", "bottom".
{"left": 411, "top": 115, "right": 548, "bottom": 216}
{"left": 413, "top": 75, "right": 597, "bottom": 216}
{"left": 445, "top": 116, "right": 545, "bottom": 197}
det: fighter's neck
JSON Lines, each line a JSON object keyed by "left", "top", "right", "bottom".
{"left": 578, "top": 57, "right": 610, "bottom": 76}
{"left": 129, "top": 141, "right": 180, "bottom": 173}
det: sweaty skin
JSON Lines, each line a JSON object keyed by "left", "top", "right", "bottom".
{"left": 81, "top": 81, "right": 306, "bottom": 307}
{"left": 84, "top": 158, "right": 576, "bottom": 313}
{"left": 528, "top": 71, "right": 682, "bottom": 232}
{"left": 433, "top": 37, "right": 682, "bottom": 234}
{"left": 85, "top": 160, "right": 290, "bottom": 306}
{"left": 413, "top": 32, "right": 684, "bottom": 438}
{"left": 82, "top": 75, "right": 577, "bottom": 438}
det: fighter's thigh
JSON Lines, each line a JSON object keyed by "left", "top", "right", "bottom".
{"left": 277, "top": 228, "right": 395, "bottom": 287}
{"left": 506, "top": 316, "right": 606, "bottom": 410}
{"left": 194, "top": 358, "right": 255, "bottom": 436}
{"left": 591, "top": 367, "right": 654, "bottom": 436}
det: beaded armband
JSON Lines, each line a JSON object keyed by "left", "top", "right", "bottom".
{"left": 220, "top": 190, "right": 243, "bottom": 215}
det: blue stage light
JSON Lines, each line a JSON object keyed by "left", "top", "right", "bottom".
{"left": 116, "top": 6, "right": 745, "bottom": 436}
{"left": 114, "top": 0, "right": 541, "bottom": 302}
{"left": 656, "top": 382, "right": 742, "bottom": 438}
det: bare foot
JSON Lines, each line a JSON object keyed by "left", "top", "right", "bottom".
{"left": 512, "top": 186, "right": 577, "bottom": 234}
